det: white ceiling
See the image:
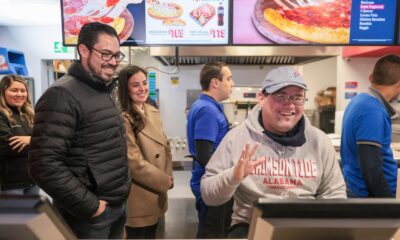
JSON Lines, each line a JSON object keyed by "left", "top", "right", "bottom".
{"left": 0, "top": 0, "right": 60, "bottom": 26}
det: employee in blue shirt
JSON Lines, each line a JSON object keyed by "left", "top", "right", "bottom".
{"left": 341, "top": 55, "right": 400, "bottom": 198}
{"left": 187, "top": 61, "right": 234, "bottom": 238}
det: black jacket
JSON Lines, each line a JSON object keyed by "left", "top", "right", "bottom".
{"left": 0, "top": 108, "right": 34, "bottom": 190}
{"left": 29, "top": 61, "right": 130, "bottom": 219}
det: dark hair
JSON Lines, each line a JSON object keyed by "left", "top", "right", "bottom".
{"left": 371, "top": 55, "right": 400, "bottom": 86}
{"left": 200, "top": 61, "right": 227, "bottom": 91}
{"left": 77, "top": 22, "right": 119, "bottom": 59}
{"left": 0, "top": 75, "right": 34, "bottom": 126}
{"left": 118, "top": 65, "right": 148, "bottom": 134}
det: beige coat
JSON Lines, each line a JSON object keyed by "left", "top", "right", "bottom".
{"left": 123, "top": 103, "right": 173, "bottom": 227}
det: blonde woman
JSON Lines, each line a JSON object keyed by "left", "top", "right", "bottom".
{"left": 118, "top": 65, "right": 173, "bottom": 239}
{"left": 0, "top": 75, "right": 38, "bottom": 194}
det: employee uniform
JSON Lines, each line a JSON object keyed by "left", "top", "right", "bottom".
{"left": 187, "top": 93, "right": 232, "bottom": 238}
{"left": 341, "top": 87, "right": 397, "bottom": 197}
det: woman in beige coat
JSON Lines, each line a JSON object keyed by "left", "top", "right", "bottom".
{"left": 118, "top": 65, "right": 173, "bottom": 239}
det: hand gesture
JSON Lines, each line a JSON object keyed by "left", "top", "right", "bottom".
{"left": 233, "top": 142, "right": 265, "bottom": 182}
{"left": 168, "top": 176, "right": 174, "bottom": 189}
{"left": 92, "top": 200, "right": 108, "bottom": 218}
{"left": 9, "top": 136, "right": 31, "bottom": 152}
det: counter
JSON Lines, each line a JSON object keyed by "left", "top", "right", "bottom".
{"left": 328, "top": 134, "right": 400, "bottom": 165}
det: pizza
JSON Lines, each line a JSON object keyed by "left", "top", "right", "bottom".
{"left": 190, "top": 3, "right": 215, "bottom": 27}
{"left": 63, "top": 0, "right": 134, "bottom": 45}
{"left": 163, "top": 18, "right": 186, "bottom": 26}
{"left": 148, "top": 2, "right": 183, "bottom": 20}
{"left": 64, "top": 15, "right": 129, "bottom": 44}
{"left": 263, "top": 0, "right": 350, "bottom": 44}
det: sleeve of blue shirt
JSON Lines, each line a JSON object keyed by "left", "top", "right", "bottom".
{"left": 354, "top": 108, "right": 386, "bottom": 144}
{"left": 355, "top": 108, "right": 392, "bottom": 197}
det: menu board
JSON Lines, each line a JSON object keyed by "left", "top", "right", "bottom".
{"left": 232, "top": 0, "right": 398, "bottom": 45}
{"left": 398, "top": 11, "right": 400, "bottom": 44}
{"left": 61, "top": 0, "right": 229, "bottom": 46}
{"left": 349, "top": 0, "right": 397, "bottom": 44}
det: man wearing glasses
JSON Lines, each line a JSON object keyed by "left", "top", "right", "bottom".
{"left": 201, "top": 66, "right": 346, "bottom": 238}
{"left": 29, "top": 22, "right": 130, "bottom": 239}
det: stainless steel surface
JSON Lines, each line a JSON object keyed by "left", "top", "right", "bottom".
{"left": 150, "top": 46, "right": 341, "bottom": 56}
{"left": 157, "top": 171, "right": 197, "bottom": 239}
{"left": 149, "top": 46, "right": 340, "bottom": 65}
{"left": 223, "top": 86, "right": 260, "bottom": 127}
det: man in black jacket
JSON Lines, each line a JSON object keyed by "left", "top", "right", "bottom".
{"left": 29, "top": 22, "right": 131, "bottom": 239}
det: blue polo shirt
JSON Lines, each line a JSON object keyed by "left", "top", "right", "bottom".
{"left": 341, "top": 92, "right": 397, "bottom": 197}
{"left": 187, "top": 93, "right": 229, "bottom": 197}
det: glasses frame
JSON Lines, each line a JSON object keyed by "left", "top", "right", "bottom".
{"left": 90, "top": 47, "right": 125, "bottom": 62}
{"left": 265, "top": 91, "right": 308, "bottom": 106}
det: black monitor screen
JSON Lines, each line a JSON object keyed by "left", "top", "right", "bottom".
{"left": 249, "top": 199, "right": 400, "bottom": 240}
{"left": 255, "top": 198, "right": 400, "bottom": 219}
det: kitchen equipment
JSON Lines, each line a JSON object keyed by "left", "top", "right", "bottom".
{"left": 222, "top": 86, "right": 260, "bottom": 127}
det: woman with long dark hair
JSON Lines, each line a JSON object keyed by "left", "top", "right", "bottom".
{"left": 0, "top": 74, "right": 38, "bottom": 194}
{"left": 118, "top": 65, "right": 173, "bottom": 239}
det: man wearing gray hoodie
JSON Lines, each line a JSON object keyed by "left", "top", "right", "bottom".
{"left": 201, "top": 66, "right": 347, "bottom": 238}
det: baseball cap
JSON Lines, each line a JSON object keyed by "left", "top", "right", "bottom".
{"left": 262, "top": 67, "right": 308, "bottom": 94}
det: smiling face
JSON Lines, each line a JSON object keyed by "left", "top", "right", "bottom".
{"left": 4, "top": 81, "right": 28, "bottom": 109}
{"left": 128, "top": 71, "right": 149, "bottom": 109}
{"left": 259, "top": 86, "right": 305, "bottom": 135}
{"left": 80, "top": 33, "right": 121, "bottom": 83}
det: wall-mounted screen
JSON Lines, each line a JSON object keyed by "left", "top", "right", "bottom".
{"left": 398, "top": 12, "right": 400, "bottom": 44}
{"left": 232, "top": 0, "right": 398, "bottom": 45}
{"left": 61, "top": 0, "right": 230, "bottom": 46}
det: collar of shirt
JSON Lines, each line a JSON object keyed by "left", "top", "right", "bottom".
{"left": 199, "top": 93, "right": 224, "bottom": 112}
{"left": 368, "top": 86, "right": 397, "bottom": 118}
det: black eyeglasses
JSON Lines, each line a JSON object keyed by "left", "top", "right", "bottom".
{"left": 270, "top": 93, "right": 308, "bottom": 106}
{"left": 90, "top": 47, "right": 125, "bottom": 62}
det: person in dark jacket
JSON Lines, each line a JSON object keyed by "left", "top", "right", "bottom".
{"left": 28, "top": 22, "right": 131, "bottom": 239}
{"left": 0, "top": 74, "right": 38, "bottom": 195}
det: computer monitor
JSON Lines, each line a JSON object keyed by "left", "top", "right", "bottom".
{"left": 0, "top": 195, "right": 76, "bottom": 240}
{"left": 248, "top": 199, "right": 400, "bottom": 240}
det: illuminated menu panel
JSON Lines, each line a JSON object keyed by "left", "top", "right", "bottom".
{"left": 232, "top": 0, "right": 397, "bottom": 45}
{"left": 349, "top": 0, "right": 397, "bottom": 44}
{"left": 61, "top": 0, "right": 229, "bottom": 46}
{"left": 145, "top": 0, "right": 229, "bottom": 45}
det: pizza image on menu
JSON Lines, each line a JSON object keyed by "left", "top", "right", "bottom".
{"left": 163, "top": 18, "right": 186, "bottom": 26}
{"left": 263, "top": 0, "right": 351, "bottom": 44}
{"left": 147, "top": 0, "right": 183, "bottom": 20}
{"left": 63, "top": 0, "right": 134, "bottom": 45}
{"left": 190, "top": 3, "right": 215, "bottom": 27}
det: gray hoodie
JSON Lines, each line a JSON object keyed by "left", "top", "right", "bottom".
{"left": 201, "top": 104, "right": 346, "bottom": 225}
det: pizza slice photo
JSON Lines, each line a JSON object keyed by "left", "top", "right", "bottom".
{"left": 190, "top": 3, "right": 215, "bottom": 27}
{"left": 147, "top": 0, "right": 183, "bottom": 20}
{"left": 263, "top": 0, "right": 351, "bottom": 44}
{"left": 63, "top": 0, "right": 134, "bottom": 45}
